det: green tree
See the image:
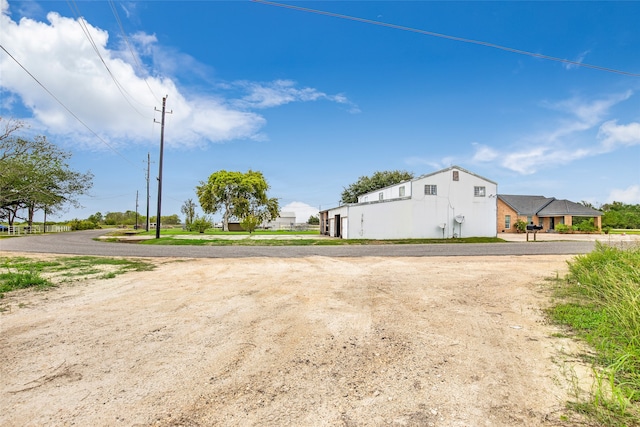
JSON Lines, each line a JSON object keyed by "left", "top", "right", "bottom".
{"left": 181, "top": 198, "right": 196, "bottom": 227}
{"left": 601, "top": 202, "right": 640, "bottom": 229}
{"left": 196, "top": 170, "right": 279, "bottom": 232}
{"left": 240, "top": 214, "right": 262, "bottom": 234}
{"left": 341, "top": 170, "right": 414, "bottom": 204}
{"left": 88, "top": 212, "right": 104, "bottom": 224}
{"left": 0, "top": 121, "right": 93, "bottom": 225}
{"left": 307, "top": 215, "right": 320, "bottom": 225}
{"left": 236, "top": 196, "right": 279, "bottom": 234}
{"left": 189, "top": 215, "right": 212, "bottom": 233}
{"left": 108, "top": 210, "right": 135, "bottom": 226}
{"left": 162, "top": 214, "right": 180, "bottom": 225}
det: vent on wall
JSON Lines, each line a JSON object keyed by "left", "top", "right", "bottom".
{"left": 452, "top": 170, "right": 459, "bottom": 181}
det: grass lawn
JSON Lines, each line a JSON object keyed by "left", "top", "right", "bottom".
{"left": 139, "top": 236, "right": 506, "bottom": 246}
{"left": 608, "top": 229, "right": 640, "bottom": 235}
{"left": 0, "top": 256, "right": 155, "bottom": 301}
{"left": 129, "top": 229, "right": 320, "bottom": 236}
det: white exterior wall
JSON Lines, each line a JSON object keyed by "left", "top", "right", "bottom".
{"left": 327, "top": 167, "right": 497, "bottom": 239}
{"left": 327, "top": 205, "right": 349, "bottom": 238}
{"left": 408, "top": 169, "right": 497, "bottom": 239}
{"left": 265, "top": 212, "right": 296, "bottom": 229}
{"left": 358, "top": 181, "right": 412, "bottom": 203}
{"left": 347, "top": 199, "right": 414, "bottom": 239}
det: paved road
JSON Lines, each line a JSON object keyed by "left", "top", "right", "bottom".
{"left": 0, "top": 229, "right": 597, "bottom": 258}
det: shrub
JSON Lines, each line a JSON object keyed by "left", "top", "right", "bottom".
{"left": 68, "top": 219, "right": 98, "bottom": 230}
{"left": 555, "top": 223, "right": 571, "bottom": 233}
{"left": 514, "top": 219, "right": 527, "bottom": 233}
{"left": 240, "top": 214, "right": 262, "bottom": 234}
{"left": 573, "top": 218, "right": 598, "bottom": 233}
{"left": 189, "top": 215, "right": 212, "bottom": 233}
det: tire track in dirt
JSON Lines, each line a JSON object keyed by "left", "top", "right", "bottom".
{"left": 1, "top": 255, "right": 586, "bottom": 426}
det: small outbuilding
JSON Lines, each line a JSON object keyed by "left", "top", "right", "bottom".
{"left": 320, "top": 166, "right": 498, "bottom": 239}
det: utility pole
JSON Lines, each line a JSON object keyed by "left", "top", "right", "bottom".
{"left": 135, "top": 190, "right": 139, "bottom": 230}
{"left": 154, "top": 95, "right": 172, "bottom": 239}
{"left": 145, "top": 152, "right": 152, "bottom": 232}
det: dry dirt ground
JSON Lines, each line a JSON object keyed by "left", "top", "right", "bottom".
{"left": 1, "top": 253, "right": 590, "bottom": 427}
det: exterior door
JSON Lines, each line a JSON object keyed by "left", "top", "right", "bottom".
{"left": 334, "top": 214, "right": 341, "bottom": 237}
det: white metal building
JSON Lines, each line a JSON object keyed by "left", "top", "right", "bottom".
{"left": 264, "top": 211, "right": 296, "bottom": 230}
{"left": 320, "top": 166, "right": 497, "bottom": 239}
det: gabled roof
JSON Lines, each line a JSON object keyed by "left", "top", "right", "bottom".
{"left": 497, "top": 195, "right": 553, "bottom": 215}
{"left": 538, "top": 199, "right": 602, "bottom": 217}
{"left": 414, "top": 165, "right": 497, "bottom": 185}
{"left": 356, "top": 165, "right": 495, "bottom": 202}
{"left": 498, "top": 194, "right": 602, "bottom": 217}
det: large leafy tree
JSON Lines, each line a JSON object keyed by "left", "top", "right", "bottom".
{"left": 340, "top": 170, "right": 414, "bottom": 204}
{"left": 601, "top": 202, "right": 640, "bottom": 229}
{"left": 196, "top": 170, "right": 279, "bottom": 232}
{"left": 0, "top": 119, "right": 93, "bottom": 225}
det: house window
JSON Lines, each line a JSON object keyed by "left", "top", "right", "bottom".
{"left": 452, "top": 171, "right": 459, "bottom": 181}
{"left": 474, "top": 186, "right": 486, "bottom": 197}
{"left": 379, "top": 192, "right": 383, "bottom": 201}
{"left": 505, "top": 215, "right": 511, "bottom": 229}
{"left": 399, "top": 186, "right": 405, "bottom": 197}
{"left": 424, "top": 185, "right": 437, "bottom": 195}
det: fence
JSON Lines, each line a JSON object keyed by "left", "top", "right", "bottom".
{"left": 0, "top": 225, "right": 71, "bottom": 235}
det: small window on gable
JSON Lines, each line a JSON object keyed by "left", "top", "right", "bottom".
{"left": 452, "top": 170, "right": 459, "bottom": 181}
{"left": 424, "top": 185, "right": 437, "bottom": 196}
{"left": 399, "top": 186, "right": 405, "bottom": 197}
{"left": 379, "top": 192, "right": 383, "bottom": 201}
{"left": 474, "top": 186, "right": 486, "bottom": 197}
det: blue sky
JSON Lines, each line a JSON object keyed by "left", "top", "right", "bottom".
{"left": 1, "top": 0, "right": 639, "bottom": 223}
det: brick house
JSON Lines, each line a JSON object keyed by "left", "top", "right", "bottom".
{"left": 497, "top": 194, "right": 602, "bottom": 233}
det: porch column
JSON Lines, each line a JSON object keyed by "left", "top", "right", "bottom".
{"left": 564, "top": 215, "right": 572, "bottom": 227}
{"left": 594, "top": 216, "right": 602, "bottom": 231}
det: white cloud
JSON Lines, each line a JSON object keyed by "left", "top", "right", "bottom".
{"left": 235, "top": 80, "right": 358, "bottom": 112}
{"left": 493, "top": 92, "right": 634, "bottom": 174}
{"left": 0, "top": 2, "right": 354, "bottom": 149}
{"left": 280, "top": 201, "right": 319, "bottom": 223}
{"left": 405, "top": 156, "right": 456, "bottom": 170}
{"left": 563, "top": 50, "right": 590, "bottom": 70}
{"left": 608, "top": 185, "right": 640, "bottom": 204}
{"left": 598, "top": 120, "right": 640, "bottom": 150}
{"left": 471, "top": 143, "right": 498, "bottom": 162}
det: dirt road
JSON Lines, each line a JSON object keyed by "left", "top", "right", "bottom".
{"left": 1, "top": 254, "right": 585, "bottom": 426}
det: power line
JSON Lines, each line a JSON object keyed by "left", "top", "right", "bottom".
{"left": 0, "top": 43, "right": 141, "bottom": 169}
{"left": 252, "top": 0, "right": 640, "bottom": 78}
{"left": 66, "top": 0, "right": 153, "bottom": 118}
{"left": 107, "top": 0, "right": 161, "bottom": 105}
